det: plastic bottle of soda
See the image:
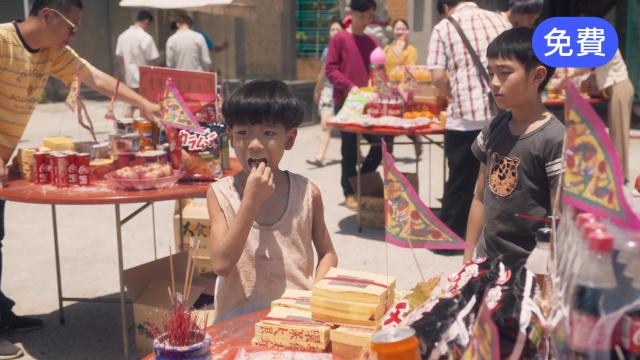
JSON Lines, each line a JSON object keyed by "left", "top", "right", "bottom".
{"left": 619, "top": 232, "right": 640, "bottom": 359}
{"left": 568, "top": 231, "right": 617, "bottom": 359}
{"left": 562, "top": 214, "right": 597, "bottom": 288}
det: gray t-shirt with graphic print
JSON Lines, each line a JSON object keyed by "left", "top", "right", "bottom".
{"left": 470, "top": 111, "right": 565, "bottom": 267}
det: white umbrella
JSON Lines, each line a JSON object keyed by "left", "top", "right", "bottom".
{"left": 119, "top": 0, "right": 232, "bottom": 9}
{"left": 119, "top": 0, "right": 253, "bottom": 77}
{"left": 118, "top": 0, "right": 252, "bottom": 16}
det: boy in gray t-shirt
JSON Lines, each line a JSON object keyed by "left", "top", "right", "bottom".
{"left": 464, "top": 28, "right": 565, "bottom": 268}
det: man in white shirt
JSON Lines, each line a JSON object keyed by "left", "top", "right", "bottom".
{"left": 115, "top": 10, "right": 159, "bottom": 116}
{"left": 166, "top": 15, "right": 211, "bottom": 72}
{"left": 427, "top": 0, "right": 511, "bottom": 248}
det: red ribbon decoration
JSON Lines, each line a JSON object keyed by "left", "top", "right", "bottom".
{"left": 322, "top": 276, "right": 389, "bottom": 289}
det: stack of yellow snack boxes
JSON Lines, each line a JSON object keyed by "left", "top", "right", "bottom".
{"left": 312, "top": 267, "right": 396, "bottom": 358}
{"left": 311, "top": 267, "right": 396, "bottom": 327}
{"left": 252, "top": 268, "right": 397, "bottom": 358}
{"left": 252, "top": 289, "right": 331, "bottom": 352}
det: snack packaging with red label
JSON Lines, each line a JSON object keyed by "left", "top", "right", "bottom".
{"left": 166, "top": 122, "right": 226, "bottom": 181}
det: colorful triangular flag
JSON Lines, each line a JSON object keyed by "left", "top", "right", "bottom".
{"left": 104, "top": 79, "right": 120, "bottom": 122}
{"left": 462, "top": 301, "right": 501, "bottom": 360}
{"left": 562, "top": 81, "right": 640, "bottom": 229}
{"left": 382, "top": 139, "right": 469, "bottom": 250}
{"left": 65, "top": 73, "right": 81, "bottom": 113}
{"left": 161, "top": 77, "right": 203, "bottom": 133}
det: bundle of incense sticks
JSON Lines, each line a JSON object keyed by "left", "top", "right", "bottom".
{"left": 152, "top": 241, "right": 209, "bottom": 347}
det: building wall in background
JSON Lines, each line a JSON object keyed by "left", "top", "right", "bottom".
{"left": 408, "top": 0, "right": 438, "bottom": 65}
{"left": 387, "top": 0, "right": 408, "bottom": 22}
{"left": 242, "top": 0, "right": 286, "bottom": 78}
{"left": 0, "top": 0, "right": 25, "bottom": 22}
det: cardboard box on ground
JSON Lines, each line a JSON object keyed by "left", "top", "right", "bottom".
{"left": 349, "top": 171, "right": 418, "bottom": 229}
{"left": 123, "top": 251, "right": 216, "bottom": 357}
{"left": 173, "top": 199, "right": 216, "bottom": 279}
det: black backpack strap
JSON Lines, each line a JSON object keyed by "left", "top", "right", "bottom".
{"left": 446, "top": 16, "right": 503, "bottom": 116}
{"left": 445, "top": 16, "right": 491, "bottom": 86}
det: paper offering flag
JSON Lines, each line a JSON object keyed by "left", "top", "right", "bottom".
{"left": 104, "top": 80, "right": 120, "bottom": 122}
{"left": 161, "top": 77, "right": 203, "bottom": 133}
{"left": 65, "top": 73, "right": 81, "bottom": 113}
{"left": 462, "top": 302, "right": 501, "bottom": 360}
{"left": 563, "top": 82, "right": 640, "bottom": 229}
{"left": 382, "top": 140, "right": 468, "bottom": 250}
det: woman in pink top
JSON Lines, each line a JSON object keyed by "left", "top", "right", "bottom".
{"left": 207, "top": 80, "right": 338, "bottom": 322}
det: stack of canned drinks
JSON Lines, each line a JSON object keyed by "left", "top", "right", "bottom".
{"left": 34, "top": 151, "right": 91, "bottom": 187}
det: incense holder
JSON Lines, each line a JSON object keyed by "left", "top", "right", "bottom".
{"left": 153, "top": 332, "right": 211, "bottom": 360}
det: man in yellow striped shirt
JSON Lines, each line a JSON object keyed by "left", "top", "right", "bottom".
{"left": 0, "top": 1, "right": 160, "bottom": 356}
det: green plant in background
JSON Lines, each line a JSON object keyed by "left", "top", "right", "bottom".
{"left": 296, "top": 31, "right": 308, "bottom": 42}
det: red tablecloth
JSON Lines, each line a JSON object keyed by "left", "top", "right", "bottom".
{"left": 0, "top": 158, "right": 241, "bottom": 205}
{"left": 543, "top": 97, "right": 606, "bottom": 106}
{"left": 143, "top": 309, "right": 337, "bottom": 359}
{"left": 326, "top": 122, "right": 445, "bottom": 136}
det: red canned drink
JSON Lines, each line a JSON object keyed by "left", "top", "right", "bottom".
{"left": 380, "top": 99, "right": 389, "bottom": 117}
{"left": 48, "top": 152, "right": 57, "bottom": 186}
{"left": 366, "top": 101, "right": 382, "bottom": 118}
{"left": 387, "top": 99, "right": 404, "bottom": 118}
{"left": 34, "top": 152, "right": 50, "bottom": 184}
{"left": 66, "top": 152, "right": 78, "bottom": 185}
{"left": 76, "top": 153, "right": 90, "bottom": 186}
{"left": 52, "top": 153, "right": 69, "bottom": 188}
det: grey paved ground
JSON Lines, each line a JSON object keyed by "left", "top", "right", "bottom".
{"left": 2, "top": 100, "right": 639, "bottom": 359}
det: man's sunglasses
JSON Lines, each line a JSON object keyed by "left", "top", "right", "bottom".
{"left": 47, "top": 8, "right": 78, "bottom": 35}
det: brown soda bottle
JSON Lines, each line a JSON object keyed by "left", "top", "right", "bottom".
{"left": 568, "top": 232, "right": 618, "bottom": 359}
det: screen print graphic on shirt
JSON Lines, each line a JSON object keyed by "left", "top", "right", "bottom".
{"left": 488, "top": 153, "right": 520, "bottom": 197}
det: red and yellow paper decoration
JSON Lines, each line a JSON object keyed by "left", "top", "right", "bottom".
{"left": 563, "top": 82, "right": 640, "bottom": 229}
{"left": 382, "top": 139, "right": 469, "bottom": 250}
{"left": 161, "top": 77, "right": 203, "bottom": 133}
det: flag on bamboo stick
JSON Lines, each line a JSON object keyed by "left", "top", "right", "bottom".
{"left": 65, "top": 73, "right": 81, "bottom": 112}
{"left": 382, "top": 140, "right": 469, "bottom": 250}
{"left": 161, "top": 77, "right": 203, "bottom": 133}
{"left": 563, "top": 81, "right": 640, "bottom": 229}
{"left": 462, "top": 302, "right": 500, "bottom": 360}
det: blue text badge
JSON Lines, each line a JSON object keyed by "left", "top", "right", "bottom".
{"left": 532, "top": 17, "right": 618, "bottom": 68}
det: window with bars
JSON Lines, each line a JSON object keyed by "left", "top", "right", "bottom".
{"left": 296, "top": 0, "right": 339, "bottom": 57}
{"left": 626, "top": 0, "right": 639, "bottom": 101}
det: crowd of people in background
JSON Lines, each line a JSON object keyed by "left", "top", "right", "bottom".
{"left": 315, "top": 0, "right": 634, "bottom": 239}
{"left": 115, "top": 11, "right": 229, "bottom": 117}
{"left": 0, "top": 0, "right": 636, "bottom": 357}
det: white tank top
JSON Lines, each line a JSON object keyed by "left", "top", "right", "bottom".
{"left": 210, "top": 171, "right": 315, "bottom": 322}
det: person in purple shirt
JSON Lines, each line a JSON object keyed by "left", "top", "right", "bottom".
{"left": 325, "top": 0, "right": 393, "bottom": 209}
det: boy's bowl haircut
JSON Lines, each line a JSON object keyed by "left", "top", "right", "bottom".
{"left": 222, "top": 79, "right": 304, "bottom": 130}
{"left": 486, "top": 27, "right": 555, "bottom": 93}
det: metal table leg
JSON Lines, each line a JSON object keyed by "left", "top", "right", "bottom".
{"left": 356, "top": 133, "right": 362, "bottom": 232}
{"left": 50, "top": 201, "right": 155, "bottom": 359}
{"left": 428, "top": 141, "right": 432, "bottom": 207}
{"left": 178, "top": 198, "right": 184, "bottom": 251}
{"left": 115, "top": 204, "right": 129, "bottom": 360}
{"left": 152, "top": 203, "right": 157, "bottom": 260}
{"left": 51, "top": 205, "right": 65, "bottom": 325}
